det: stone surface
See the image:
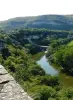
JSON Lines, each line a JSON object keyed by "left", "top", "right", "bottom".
{"left": 0, "top": 65, "right": 33, "bottom": 100}
{"left": 0, "top": 65, "right": 8, "bottom": 75}
{"left": 0, "top": 74, "right": 14, "bottom": 83}
{"left": 0, "top": 68, "right": 8, "bottom": 75}
{"left": 0, "top": 65, "right": 3, "bottom": 69}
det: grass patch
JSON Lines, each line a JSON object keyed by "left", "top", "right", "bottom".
{"left": 68, "top": 40, "right": 73, "bottom": 46}
{"left": 32, "top": 52, "right": 45, "bottom": 61}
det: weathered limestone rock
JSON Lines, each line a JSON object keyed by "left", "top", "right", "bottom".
{"left": 0, "top": 74, "right": 14, "bottom": 84}
{"left": 0, "top": 65, "right": 8, "bottom": 75}
{"left": 0, "top": 65, "right": 33, "bottom": 100}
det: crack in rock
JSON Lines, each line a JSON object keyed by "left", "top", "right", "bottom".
{"left": 0, "top": 84, "right": 4, "bottom": 92}
{"left": 0, "top": 81, "right": 9, "bottom": 93}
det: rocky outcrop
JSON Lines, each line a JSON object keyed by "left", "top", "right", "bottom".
{"left": 0, "top": 65, "right": 33, "bottom": 100}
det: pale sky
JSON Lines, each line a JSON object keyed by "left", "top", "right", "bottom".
{"left": 0, "top": 0, "right": 73, "bottom": 21}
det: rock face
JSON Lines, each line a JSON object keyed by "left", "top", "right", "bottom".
{"left": 0, "top": 65, "right": 33, "bottom": 100}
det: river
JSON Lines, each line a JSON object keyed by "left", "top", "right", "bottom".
{"left": 36, "top": 54, "right": 73, "bottom": 87}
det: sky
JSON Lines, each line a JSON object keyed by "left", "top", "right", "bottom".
{"left": 0, "top": 0, "right": 73, "bottom": 21}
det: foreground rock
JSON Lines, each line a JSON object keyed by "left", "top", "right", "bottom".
{"left": 0, "top": 65, "right": 33, "bottom": 100}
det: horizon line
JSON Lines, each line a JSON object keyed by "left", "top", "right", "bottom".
{"left": 0, "top": 13, "right": 73, "bottom": 22}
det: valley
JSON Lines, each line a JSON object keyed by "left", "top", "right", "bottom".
{"left": 36, "top": 52, "right": 73, "bottom": 87}
{"left": 0, "top": 16, "right": 73, "bottom": 99}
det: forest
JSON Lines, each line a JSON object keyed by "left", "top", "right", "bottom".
{"left": 0, "top": 29, "right": 73, "bottom": 100}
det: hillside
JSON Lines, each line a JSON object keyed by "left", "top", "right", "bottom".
{"left": 1, "top": 15, "right": 73, "bottom": 31}
{"left": 0, "top": 28, "right": 73, "bottom": 99}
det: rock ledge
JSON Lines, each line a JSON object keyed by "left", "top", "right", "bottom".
{"left": 0, "top": 65, "right": 33, "bottom": 100}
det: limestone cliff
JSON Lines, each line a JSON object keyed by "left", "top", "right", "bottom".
{"left": 0, "top": 65, "right": 33, "bottom": 100}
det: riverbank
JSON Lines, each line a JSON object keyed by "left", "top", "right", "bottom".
{"left": 35, "top": 52, "right": 73, "bottom": 87}
{"left": 32, "top": 52, "right": 45, "bottom": 60}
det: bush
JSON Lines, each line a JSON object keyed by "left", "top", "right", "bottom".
{"left": 40, "top": 75, "right": 59, "bottom": 86}
{"left": 30, "top": 66, "right": 45, "bottom": 76}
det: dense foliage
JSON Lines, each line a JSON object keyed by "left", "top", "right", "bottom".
{"left": 0, "top": 28, "right": 73, "bottom": 99}
{"left": 47, "top": 37, "right": 73, "bottom": 76}
{"left": 1, "top": 45, "right": 73, "bottom": 100}
{"left": 0, "top": 45, "right": 60, "bottom": 100}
